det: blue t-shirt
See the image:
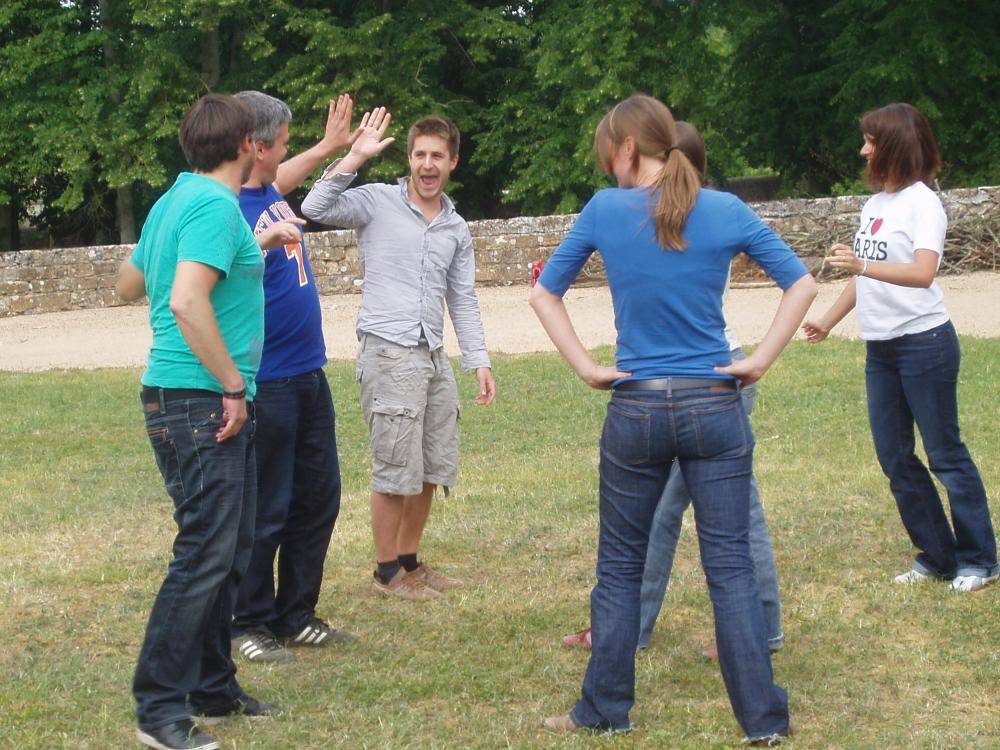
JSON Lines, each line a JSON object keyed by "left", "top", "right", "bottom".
{"left": 239, "top": 183, "right": 327, "bottom": 381}
{"left": 132, "top": 172, "right": 264, "bottom": 398}
{"left": 538, "top": 187, "right": 809, "bottom": 380}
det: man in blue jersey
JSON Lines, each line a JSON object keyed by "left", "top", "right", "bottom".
{"left": 116, "top": 93, "right": 276, "bottom": 750}
{"left": 229, "top": 91, "right": 360, "bottom": 664}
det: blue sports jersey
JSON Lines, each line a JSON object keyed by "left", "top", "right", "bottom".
{"left": 239, "top": 183, "right": 327, "bottom": 381}
{"left": 538, "top": 187, "right": 809, "bottom": 381}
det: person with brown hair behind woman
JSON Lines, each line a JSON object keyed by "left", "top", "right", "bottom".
{"left": 804, "top": 103, "right": 998, "bottom": 592}
{"left": 531, "top": 94, "right": 816, "bottom": 743}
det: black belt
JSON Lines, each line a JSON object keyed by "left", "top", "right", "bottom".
{"left": 141, "top": 386, "right": 221, "bottom": 406}
{"left": 613, "top": 377, "right": 737, "bottom": 392}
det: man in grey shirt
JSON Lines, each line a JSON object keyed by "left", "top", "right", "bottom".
{"left": 302, "top": 107, "right": 496, "bottom": 601}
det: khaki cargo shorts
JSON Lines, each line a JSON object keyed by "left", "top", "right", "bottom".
{"left": 357, "top": 333, "right": 460, "bottom": 496}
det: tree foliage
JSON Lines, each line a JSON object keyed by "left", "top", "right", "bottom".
{"left": 1, "top": 0, "right": 997, "bottom": 249}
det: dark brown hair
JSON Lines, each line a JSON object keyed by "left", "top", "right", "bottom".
{"left": 407, "top": 115, "right": 461, "bottom": 157}
{"left": 675, "top": 121, "right": 707, "bottom": 183}
{"left": 860, "top": 103, "right": 941, "bottom": 191}
{"left": 594, "top": 95, "right": 702, "bottom": 250}
{"left": 178, "top": 94, "right": 255, "bottom": 172}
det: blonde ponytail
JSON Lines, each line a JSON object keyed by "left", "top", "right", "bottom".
{"left": 652, "top": 149, "right": 701, "bottom": 250}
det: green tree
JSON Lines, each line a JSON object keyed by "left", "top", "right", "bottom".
{"left": 266, "top": 0, "right": 526, "bottom": 218}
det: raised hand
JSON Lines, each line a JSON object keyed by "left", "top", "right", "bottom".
{"left": 349, "top": 107, "right": 395, "bottom": 161}
{"left": 320, "top": 94, "right": 362, "bottom": 154}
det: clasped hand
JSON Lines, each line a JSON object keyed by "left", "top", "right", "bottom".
{"left": 825, "top": 243, "right": 862, "bottom": 275}
{"left": 258, "top": 218, "right": 307, "bottom": 251}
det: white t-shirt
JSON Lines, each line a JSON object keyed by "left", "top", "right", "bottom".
{"left": 854, "top": 181, "right": 949, "bottom": 340}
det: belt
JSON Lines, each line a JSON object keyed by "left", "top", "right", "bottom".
{"left": 613, "top": 377, "right": 737, "bottom": 392}
{"left": 141, "top": 386, "right": 221, "bottom": 407}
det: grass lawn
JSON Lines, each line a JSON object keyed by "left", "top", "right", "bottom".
{"left": 0, "top": 339, "right": 998, "bottom": 749}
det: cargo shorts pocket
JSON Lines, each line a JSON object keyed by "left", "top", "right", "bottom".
{"left": 371, "top": 400, "right": 418, "bottom": 467}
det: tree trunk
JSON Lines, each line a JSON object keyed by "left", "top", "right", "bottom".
{"left": 201, "top": 28, "right": 221, "bottom": 89}
{"left": 99, "top": 0, "right": 135, "bottom": 244}
{"left": 0, "top": 197, "right": 18, "bottom": 251}
{"left": 116, "top": 184, "right": 136, "bottom": 244}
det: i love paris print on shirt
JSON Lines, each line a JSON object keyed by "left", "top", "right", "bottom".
{"left": 854, "top": 215, "right": 888, "bottom": 260}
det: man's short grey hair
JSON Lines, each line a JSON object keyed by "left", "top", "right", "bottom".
{"left": 234, "top": 90, "right": 292, "bottom": 145}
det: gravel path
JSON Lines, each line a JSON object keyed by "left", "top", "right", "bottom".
{"left": 2, "top": 273, "right": 998, "bottom": 372}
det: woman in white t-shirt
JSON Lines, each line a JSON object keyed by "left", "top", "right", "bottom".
{"left": 804, "top": 103, "right": 998, "bottom": 592}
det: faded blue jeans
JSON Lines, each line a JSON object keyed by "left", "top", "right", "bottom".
{"left": 571, "top": 385, "right": 788, "bottom": 739}
{"left": 133, "top": 389, "right": 257, "bottom": 729}
{"left": 638, "top": 378, "right": 782, "bottom": 650}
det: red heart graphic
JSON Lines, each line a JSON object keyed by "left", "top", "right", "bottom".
{"left": 871, "top": 217, "right": 883, "bottom": 234}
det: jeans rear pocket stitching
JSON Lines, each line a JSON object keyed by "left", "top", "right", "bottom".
{"left": 691, "top": 401, "right": 748, "bottom": 458}
{"left": 604, "top": 404, "right": 652, "bottom": 466}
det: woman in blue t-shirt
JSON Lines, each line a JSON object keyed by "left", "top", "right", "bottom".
{"left": 530, "top": 94, "right": 816, "bottom": 743}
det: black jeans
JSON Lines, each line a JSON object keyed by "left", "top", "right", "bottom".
{"left": 133, "top": 389, "right": 256, "bottom": 729}
{"left": 233, "top": 369, "right": 342, "bottom": 638}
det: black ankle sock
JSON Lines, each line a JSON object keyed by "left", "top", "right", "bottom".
{"left": 398, "top": 553, "right": 420, "bottom": 572}
{"left": 376, "top": 559, "right": 401, "bottom": 584}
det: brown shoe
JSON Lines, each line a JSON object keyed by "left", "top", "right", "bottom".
{"left": 542, "top": 714, "right": 579, "bottom": 733}
{"left": 370, "top": 569, "right": 440, "bottom": 601}
{"left": 413, "top": 563, "right": 464, "bottom": 591}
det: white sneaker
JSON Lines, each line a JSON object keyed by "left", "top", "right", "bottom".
{"left": 893, "top": 568, "right": 931, "bottom": 584}
{"left": 950, "top": 573, "right": 999, "bottom": 592}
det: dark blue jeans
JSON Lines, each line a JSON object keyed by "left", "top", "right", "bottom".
{"left": 866, "top": 320, "right": 998, "bottom": 579}
{"left": 134, "top": 390, "right": 256, "bottom": 729}
{"left": 233, "top": 369, "right": 342, "bottom": 638}
{"left": 638, "top": 381, "right": 783, "bottom": 650}
{"left": 571, "top": 386, "right": 788, "bottom": 739}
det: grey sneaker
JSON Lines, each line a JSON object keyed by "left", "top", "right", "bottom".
{"left": 232, "top": 629, "right": 296, "bottom": 664}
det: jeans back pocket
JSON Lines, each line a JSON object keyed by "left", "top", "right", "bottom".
{"left": 689, "top": 397, "right": 751, "bottom": 459}
{"left": 602, "top": 402, "right": 652, "bottom": 466}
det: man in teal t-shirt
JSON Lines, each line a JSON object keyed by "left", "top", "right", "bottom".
{"left": 116, "top": 93, "right": 276, "bottom": 750}
{"left": 131, "top": 171, "right": 264, "bottom": 397}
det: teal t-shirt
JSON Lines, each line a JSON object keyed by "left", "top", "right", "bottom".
{"left": 131, "top": 172, "right": 264, "bottom": 399}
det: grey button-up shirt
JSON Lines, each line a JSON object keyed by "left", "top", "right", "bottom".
{"left": 302, "top": 172, "right": 490, "bottom": 372}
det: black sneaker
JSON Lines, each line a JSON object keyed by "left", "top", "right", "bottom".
{"left": 194, "top": 695, "right": 281, "bottom": 726}
{"left": 232, "top": 628, "right": 296, "bottom": 664}
{"left": 286, "top": 617, "right": 357, "bottom": 647}
{"left": 136, "top": 718, "right": 218, "bottom": 750}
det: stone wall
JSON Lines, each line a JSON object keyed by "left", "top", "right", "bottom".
{"left": 1, "top": 186, "right": 996, "bottom": 318}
